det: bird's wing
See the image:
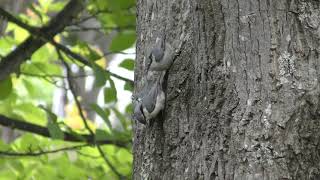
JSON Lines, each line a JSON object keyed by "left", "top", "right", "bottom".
{"left": 142, "top": 84, "right": 158, "bottom": 113}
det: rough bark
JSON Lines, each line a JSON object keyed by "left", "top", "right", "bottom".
{"left": 134, "top": 0, "right": 320, "bottom": 179}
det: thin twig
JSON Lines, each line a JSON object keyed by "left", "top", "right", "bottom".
{"left": 69, "top": 8, "right": 134, "bottom": 26}
{"left": 57, "top": 49, "right": 124, "bottom": 178}
{"left": 97, "top": 145, "right": 126, "bottom": 179}
{"left": 69, "top": 10, "right": 109, "bottom": 26}
{"left": 33, "top": 74, "right": 67, "bottom": 90}
{"left": 57, "top": 50, "right": 95, "bottom": 136}
{"left": 77, "top": 151, "right": 101, "bottom": 159}
{"left": 0, "top": 144, "right": 89, "bottom": 157}
{"left": 51, "top": 40, "right": 133, "bottom": 84}
{"left": 102, "top": 51, "right": 136, "bottom": 57}
{"left": 66, "top": 25, "right": 135, "bottom": 32}
{"left": 20, "top": 72, "right": 94, "bottom": 79}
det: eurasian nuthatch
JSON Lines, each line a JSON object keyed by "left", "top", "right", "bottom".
{"left": 148, "top": 37, "right": 176, "bottom": 72}
{"left": 132, "top": 72, "right": 165, "bottom": 125}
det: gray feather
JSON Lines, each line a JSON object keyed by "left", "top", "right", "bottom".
{"left": 133, "top": 101, "right": 146, "bottom": 124}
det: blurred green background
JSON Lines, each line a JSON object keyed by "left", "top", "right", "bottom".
{"left": 0, "top": 0, "right": 136, "bottom": 179}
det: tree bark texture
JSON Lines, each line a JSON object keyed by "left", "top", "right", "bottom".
{"left": 134, "top": 0, "right": 320, "bottom": 179}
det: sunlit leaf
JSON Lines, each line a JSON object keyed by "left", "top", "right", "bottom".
{"left": 6, "top": 22, "right": 29, "bottom": 42}
{"left": 21, "top": 61, "right": 62, "bottom": 76}
{"left": 38, "top": 0, "right": 53, "bottom": 12}
{"left": 0, "top": 77, "right": 12, "bottom": 100}
{"left": 47, "top": 1, "right": 67, "bottom": 12}
{"left": 64, "top": 103, "right": 96, "bottom": 132}
{"left": 74, "top": 41, "right": 101, "bottom": 62}
{"left": 13, "top": 103, "right": 47, "bottom": 126}
{"left": 0, "top": 36, "right": 17, "bottom": 55}
{"left": 21, "top": 78, "right": 52, "bottom": 102}
{"left": 12, "top": 133, "right": 43, "bottom": 151}
{"left": 28, "top": 4, "right": 44, "bottom": 23}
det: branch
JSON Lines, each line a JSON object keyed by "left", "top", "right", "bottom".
{"left": 0, "top": 0, "right": 85, "bottom": 81}
{"left": 58, "top": 50, "right": 95, "bottom": 136}
{"left": 0, "top": 8, "right": 38, "bottom": 31}
{"left": 58, "top": 50, "right": 125, "bottom": 178}
{"left": 0, "top": 5, "right": 134, "bottom": 85}
{"left": 20, "top": 72, "right": 94, "bottom": 79}
{"left": 65, "top": 25, "right": 135, "bottom": 32}
{"left": 97, "top": 145, "right": 126, "bottom": 179}
{"left": 0, "top": 115, "right": 129, "bottom": 147}
{"left": 0, "top": 144, "right": 88, "bottom": 157}
{"left": 52, "top": 40, "right": 134, "bottom": 84}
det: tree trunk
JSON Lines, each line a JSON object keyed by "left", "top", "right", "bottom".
{"left": 134, "top": 0, "right": 320, "bottom": 179}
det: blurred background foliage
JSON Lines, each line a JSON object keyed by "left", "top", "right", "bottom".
{"left": 0, "top": 0, "right": 135, "bottom": 179}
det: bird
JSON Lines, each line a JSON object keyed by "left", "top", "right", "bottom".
{"left": 132, "top": 72, "right": 166, "bottom": 125}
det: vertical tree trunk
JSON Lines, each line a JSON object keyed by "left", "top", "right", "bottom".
{"left": 134, "top": 0, "right": 320, "bottom": 179}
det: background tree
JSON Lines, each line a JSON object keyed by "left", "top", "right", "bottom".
{"left": 0, "top": 0, "right": 135, "bottom": 179}
{"left": 134, "top": 0, "right": 320, "bottom": 179}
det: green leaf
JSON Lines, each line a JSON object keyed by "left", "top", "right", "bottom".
{"left": 110, "top": 31, "right": 136, "bottom": 51}
{"left": 29, "top": 4, "right": 44, "bottom": 23}
{"left": 104, "top": 87, "right": 117, "bottom": 103}
{"left": 47, "top": 1, "right": 67, "bottom": 12}
{"left": 40, "top": 106, "right": 64, "bottom": 140}
{"left": 109, "top": 13, "right": 136, "bottom": 28}
{"left": 6, "top": 22, "right": 29, "bottom": 42}
{"left": 12, "top": 133, "right": 43, "bottom": 151}
{"left": 75, "top": 41, "right": 101, "bottom": 61}
{"left": 92, "top": 63, "right": 108, "bottom": 87}
{"left": 90, "top": 104, "right": 112, "bottom": 130}
{"left": 21, "top": 61, "right": 61, "bottom": 76}
{"left": 124, "top": 82, "right": 134, "bottom": 92}
{"left": 0, "top": 77, "right": 12, "bottom": 100}
{"left": 106, "top": 0, "right": 135, "bottom": 11}
{"left": 13, "top": 103, "right": 47, "bottom": 126}
{"left": 119, "top": 58, "right": 134, "bottom": 71}
{"left": 39, "top": 106, "right": 57, "bottom": 122}
{"left": 95, "top": 129, "right": 111, "bottom": 141}
{"left": 20, "top": 77, "right": 55, "bottom": 104}
{"left": 0, "top": 36, "right": 17, "bottom": 55}
{"left": 47, "top": 120, "right": 64, "bottom": 140}
{"left": 112, "top": 108, "right": 128, "bottom": 130}
{"left": 125, "top": 104, "right": 133, "bottom": 114}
